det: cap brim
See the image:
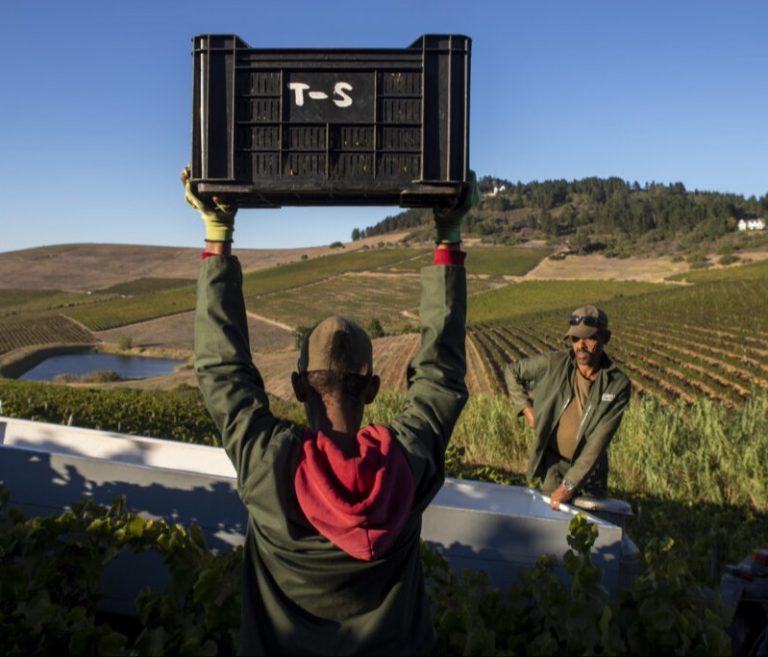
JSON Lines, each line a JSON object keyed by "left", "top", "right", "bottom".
{"left": 564, "top": 324, "right": 600, "bottom": 340}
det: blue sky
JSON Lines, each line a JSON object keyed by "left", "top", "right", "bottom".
{"left": 2, "top": 0, "right": 766, "bottom": 252}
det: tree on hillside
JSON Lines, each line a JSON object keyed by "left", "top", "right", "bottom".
{"left": 351, "top": 175, "right": 767, "bottom": 250}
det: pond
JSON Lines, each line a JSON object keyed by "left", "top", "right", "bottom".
{"left": 19, "top": 353, "right": 184, "bottom": 382}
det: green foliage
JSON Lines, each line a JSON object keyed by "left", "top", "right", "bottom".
{"left": 0, "top": 379, "right": 221, "bottom": 445}
{"left": 470, "top": 272, "right": 768, "bottom": 406}
{"left": 465, "top": 246, "right": 552, "bottom": 275}
{"left": 365, "top": 317, "right": 385, "bottom": 338}
{"left": 667, "top": 255, "right": 768, "bottom": 282}
{"left": 355, "top": 175, "right": 766, "bottom": 250}
{"left": 718, "top": 254, "right": 740, "bottom": 266}
{"left": 611, "top": 394, "right": 768, "bottom": 583}
{"left": 1, "top": 487, "right": 730, "bottom": 657}
{"left": 353, "top": 207, "right": 430, "bottom": 240}
{"left": 423, "top": 513, "right": 730, "bottom": 656}
{"left": 66, "top": 285, "right": 197, "bottom": 331}
{"left": 0, "top": 315, "right": 95, "bottom": 355}
{"left": 132, "top": 526, "right": 241, "bottom": 656}
{"left": 0, "top": 289, "right": 113, "bottom": 318}
{"left": 235, "top": 248, "right": 453, "bottom": 333}
{"left": 381, "top": 245, "right": 552, "bottom": 276}
{"left": 0, "top": 490, "right": 130, "bottom": 656}
{"left": 611, "top": 394, "right": 768, "bottom": 511}
{"left": 116, "top": 334, "right": 133, "bottom": 350}
{"left": 241, "top": 247, "right": 428, "bottom": 301}
{"left": 100, "top": 278, "right": 194, "bottom": 296}
{"left": 610, "top": 276, "right": 768, "bottom": 335}
{"left": 53, "top": 370, "right": 123, "bottom": 384}
{"left": 614, "top": 537, "right": 730, "bottom": 655}
{"left": 248, "top": 272, "right": 426, "bottom": 334}
{"left": 368, "top": 389, "right": 768, "bottom": 586}
{"left": 0, "top": 380, "right": 306, "bottom": 443}
{"left": 686, "top": 252, "right": 712, "bottom": 269}
{"left": 4, "top": 373, "right": 767, "bottom": 589}
{"left": 0, "top": 489, "right": 241, "bottom": 656}
{"left": 0, "top": 249, "right": 425, "bottom": 336}
{"left": 292, "top": 324, "right": 310, "bottom": 350}
{"left": 468, "top": 280, "right": 662, "bottom": 324}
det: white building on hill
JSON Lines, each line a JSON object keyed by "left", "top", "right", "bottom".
{"left": 737, "top": 218, "right": 766, "bottom": 231}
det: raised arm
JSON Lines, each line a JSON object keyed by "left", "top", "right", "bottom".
{"left": 389, "top": 176, "right": 479, "bottom": 507}
{"left": 183, "top": 168, "right": 287, "bottom": 482}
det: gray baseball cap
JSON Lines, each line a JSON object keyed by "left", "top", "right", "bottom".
{"left": 564, "top": 304, "right": 609, "bottom": 340}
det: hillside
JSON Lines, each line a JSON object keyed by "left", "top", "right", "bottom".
{"left": 1, "top": 236, "right": 766, "bottom": 403}
{"left": 354, "top": 175, "right": 768, "bottom": 259}
{"left": 0, "top": 234, "right": 408, "bottom": 293}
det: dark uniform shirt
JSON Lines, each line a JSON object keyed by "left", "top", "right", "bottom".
{"left": 194, "top": 253, "right": 468, "bottom": 656}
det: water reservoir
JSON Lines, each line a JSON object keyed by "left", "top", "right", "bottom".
{"left": 19, "top": 353, "right": 183, "bottom": 381}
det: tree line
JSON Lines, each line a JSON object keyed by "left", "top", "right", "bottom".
{"left": 351, "top": 176, "right": 768, "bottom": 245}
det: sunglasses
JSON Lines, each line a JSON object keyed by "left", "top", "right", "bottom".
{"left": 569, "top": 315, "right": 603, "bottom": 328}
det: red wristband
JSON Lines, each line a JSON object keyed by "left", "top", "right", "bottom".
{"left": 433, "top": 248, "right": 466, "bottom": 267}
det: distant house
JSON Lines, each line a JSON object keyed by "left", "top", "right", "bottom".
{"left": 490, "top": 184, "right": 507, "bottom": 196}
{"left": 737, "top": 218, "right": 766, "bottom": 231}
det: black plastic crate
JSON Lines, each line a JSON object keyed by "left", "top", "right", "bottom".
{"left": 190, "top": 34, "right": 471, "bottom": 208}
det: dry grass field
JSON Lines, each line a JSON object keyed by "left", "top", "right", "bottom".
{"left": 96, "top": 310, "right": 294, "bottom": 353}
{"left": 2, "top": 238, "right": 766, "bottom": 400}
{"left": 0, "top": 233, "right": 410, "bottom": 292}
{"left": 526, "top": 248, "right": 768, "bottom": 283}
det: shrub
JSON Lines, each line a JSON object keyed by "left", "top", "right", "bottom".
{"left": 365, "top": 318, "right": 385, "bottom": 339}
{"left": 1, "top": 489, "right": 730, "bottom": 657}
{"left": 0, "top": 489, "right": 240, "bottom": 656}
{"left": 685, "top": 252, "right": 708, "bottom": 265}
{"left": 423, "top": 513, "right": 731, "bottom": 656}
{"left": 53, "top": 370, "right": 123, "bottom": 384}
{"left": 116, "top": 335, "right": 133, "bottom": 350}
{"left": 292, "top": 324, "right": 311, "bottom": 350}
{"left": 689, "top": 261, "right": 712, "bottom": 269}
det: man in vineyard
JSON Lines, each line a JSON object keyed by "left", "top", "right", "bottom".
{"left": 183, "top": 166, "right": 477, "bottom": 656}
{"left": 504, "top": 305, "right": 631, "bottom": 510}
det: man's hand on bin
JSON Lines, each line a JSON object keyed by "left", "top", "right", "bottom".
{"left": 181, "top": 166, "right": 237, "bottom": 243}
{"left": 433, "top": 171, "right": 480, "bottom": 245}
{"left": 549, "top": 483, "right": 573, "bottom": 510}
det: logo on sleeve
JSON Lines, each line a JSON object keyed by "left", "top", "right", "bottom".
{"left": 601, "top": 393, "right": 616, "bottom": 403}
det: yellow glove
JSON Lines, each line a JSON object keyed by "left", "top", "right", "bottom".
{"left": 181, "top": 166, "right": 236, "bottom": 242}
{"left": 433, "top": 170, "right": 480, "bottom": 244}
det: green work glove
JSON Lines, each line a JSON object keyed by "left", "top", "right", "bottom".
{"left": 181, "top": 166, "right": 236, "bottom": 242}
{"left": 433, "top": 170, "right": 480, "bottom": 244}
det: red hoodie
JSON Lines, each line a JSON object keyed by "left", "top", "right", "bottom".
{"left": 294, "top": 424, "right": 414, "bottom": 561}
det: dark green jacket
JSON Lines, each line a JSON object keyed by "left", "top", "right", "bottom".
{"left": 504, "top": 350, "right": 631, "bottom": 491}
{"left": 194, "top": 255, "right": 467, "bottom": 656}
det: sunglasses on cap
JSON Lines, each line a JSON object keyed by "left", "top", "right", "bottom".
{"left": 569, "top": 315, "right": 603, "bottom": 328}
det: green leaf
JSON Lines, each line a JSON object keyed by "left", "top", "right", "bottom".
{"left": 193, "top": 568, "right": 220, "bottom": 605}
{"left": 125, "top": 516, "right": 146, "bottom": 539}
{"left": 97, "top": 631, "right": 127, "bottom": 656}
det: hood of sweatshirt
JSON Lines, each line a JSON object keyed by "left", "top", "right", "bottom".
{"left": 294, "top": 424, "right": 414, "bottom": 561}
